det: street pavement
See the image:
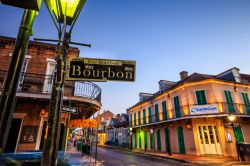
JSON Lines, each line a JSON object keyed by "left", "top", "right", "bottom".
{"left": 94, "top": 146, "right": 199, "bottom": 166}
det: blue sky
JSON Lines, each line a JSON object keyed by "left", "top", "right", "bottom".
{"left": 1, "top": 0, "right": 250, "bottom": 114}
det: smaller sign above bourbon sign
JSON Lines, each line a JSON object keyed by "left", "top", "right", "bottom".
{"left": 67, "top": 58, "right": 136, "bottom": 82}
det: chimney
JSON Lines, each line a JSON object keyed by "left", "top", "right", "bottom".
{"left": 180, "top": 71, "right": 188, "bottom": 80}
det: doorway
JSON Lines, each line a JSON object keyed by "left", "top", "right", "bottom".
{"left": 5, "top": 118, "right": 22, "bottom": 152}
{"left": 197, "top": 125, "right": 222, "bottom": 155}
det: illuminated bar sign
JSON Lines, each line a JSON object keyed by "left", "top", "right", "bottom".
{"left": 67, "top": 58, "right": 136, "bottom": 82}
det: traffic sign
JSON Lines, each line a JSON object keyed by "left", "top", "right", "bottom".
{"left": 67, "top": 58, "right": 136, "bottom": 82}
{"left": 62, "top": 106, "right": 77, "bottom": 114}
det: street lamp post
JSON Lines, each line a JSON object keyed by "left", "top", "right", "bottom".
{"left": 0, "top": 9, "right": 37, "bottom": 154}
{"left": 40, "top": 0, "right": 88, "bottom": 165}
{"left": 129, "top": 127, "right": 132, "bottom": 150}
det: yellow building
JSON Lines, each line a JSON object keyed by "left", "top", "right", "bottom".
{"left": 128, "top": 68, "right": 250, "bottom": 159}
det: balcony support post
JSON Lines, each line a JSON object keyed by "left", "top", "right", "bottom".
{"left": 0, "top": 9, "right": 37, "bottom": 154}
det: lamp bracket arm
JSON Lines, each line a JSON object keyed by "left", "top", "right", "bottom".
{"left": 69, "top": 41, "right": 91, "bottom": 48}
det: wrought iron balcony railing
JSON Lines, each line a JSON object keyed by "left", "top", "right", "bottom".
{"left": 0, "top": 70, "right": 101, "bottom": 102}
{"left": 130, "top": 102, "right": 250, "bottom": 127}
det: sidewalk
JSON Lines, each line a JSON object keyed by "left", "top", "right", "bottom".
{"left": 99, "top": 144, "right": 250, "bottom": 166}
{"left": 64, "top": 141, "right": 100, "bottom": 166}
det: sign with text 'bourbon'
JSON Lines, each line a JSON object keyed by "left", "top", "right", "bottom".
{"left": 67, "top": 58, "right": 136, "bottom": 82}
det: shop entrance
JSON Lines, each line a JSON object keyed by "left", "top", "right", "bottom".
{"left": 197, "top": 125, "right": 222, "bottom": 155}
{"left": 5, "top": 118, "right": 22, "bottom": 152}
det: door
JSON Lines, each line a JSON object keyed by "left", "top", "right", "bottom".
{"left": 5, "top": 118, "right": 22, "bottom": 152}
{"left": 144, "top": 131, "right": 147, "bottom": 150}
{"left": 156, "top": 129, "right": 161, "bottom": 151}
{"left": 43, "top": 62, "right": 56, "bottom": 93}
{"left": 177, "top": 126, "right": 185, "bottom": 154}
{"left": 197, "top": 125, "right": 222, "bottom": 155}
{"left": 164, "top": 127, "right": 171, "bottom": 154}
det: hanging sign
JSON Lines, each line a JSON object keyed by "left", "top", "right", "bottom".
{"left": 69, "top": 119, "right": 98, "bottom": 128}
{"left": 190, "top": 104, "right": 219, "bottom": 115}
{"left": 67, "top": 58, "right": 136, "bottom": 82}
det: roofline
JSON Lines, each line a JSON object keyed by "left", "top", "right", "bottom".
{"left": 127, "top": 78, "right": 250, "bottom": 111}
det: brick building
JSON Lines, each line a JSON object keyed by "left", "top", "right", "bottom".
{"left": 0, "top": 36, "right": 102, "bottom": 152}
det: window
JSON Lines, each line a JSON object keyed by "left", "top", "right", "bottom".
{"left": 195, "top": 90, "right": 207, "bottom": 105}
{"left": 155, "top": 104, "right": 159, "bottom": 122}
{"left": 138, "top": 111, "right": 141, "bottom": 125}
{"left": 174, "top": 96, "right": 181, "bottom": 118}
{"left": 224, "top": 90, "right": 235, "bottom": 113}
{"left": 148, "top": 107, "right": 152, "bottom": 123}
{"left": 143, "top": 109, "right": 146, "bottom": 124}
{"left": 242, "top": 93, "right": 250, "bottom": 114}
{"left": 162, "top": 101, "right": 167, "bottom": 120}
{"left": 134, "top": 113, "right": 136, "bottom": 126}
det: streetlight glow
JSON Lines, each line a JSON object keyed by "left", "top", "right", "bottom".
{"left": 45, "top": 0, "right": 86, "bottom": 25}
{"left": 228, "top": 115, "right": 236, "bottom": 122}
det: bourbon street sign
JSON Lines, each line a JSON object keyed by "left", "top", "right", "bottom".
{"left": 67, "top": 58, "right": 136, "bottom": 82}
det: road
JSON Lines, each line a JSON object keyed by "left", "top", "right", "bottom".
{"left": 94, "top": 146, "right": 198, "bottom": 166}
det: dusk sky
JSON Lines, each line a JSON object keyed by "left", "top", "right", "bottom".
{"left": 1, "top": 0, "right": 250, "bottom": 115}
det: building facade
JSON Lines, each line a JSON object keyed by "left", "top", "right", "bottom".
{"left": 106, "top": 114, "right": 129, "bottom": 146}
{"left": 0, "top": 36, "right": 102, "bottom": 152}
{"left": 96, "top": 110, "right": 114, "bottom": 145}
{"left": 128, "top": 68, "right": 250, "bottom": 158}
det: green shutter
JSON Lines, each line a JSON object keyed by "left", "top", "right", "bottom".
{"left": 138, "top": 111, "right": 141, "bottom": 125}
{"left": 177, "top": 126, "right": 186, "bottom": 154}
{"left": 148, "top": 107, "right": 152, "bottom": 123}
{"left": 129, "top": 114, "right": 132, "bottom": 127}
{"left": 144, "top": 131, "right": 147, "bottom": 149}
{"left": 234, "top": 127, "right": 244, "bottom": 143}
{"left": 139, "top": 132, "right": 142, "bottom": 148}
{"left": 164, "top": 128, "right": 170, "bottom": 153}
{"left": 224, "top": 91, "right": 235, "bottom": 113}
{"left": 150, "top": 133, "right": 153, "bottom": 149}
{"left": 174, "top": 96, "right": 181, "bottom": 118}
{"left": 134, "top": 113, "right": 136, "bottom": 126}
{"left": 156, "top": 129, "right": 161, "bottom": 151}
{"left": 162, "top": 101, "right": 167, "bottom": 120}
{"left": 143, "top": 110, "right": 146, "bottom": 124}
{"left": 134, "top": 133, "right": 136, "bottom": 148}
{"left": 196, "top": 90, "right": 207, "bottom": 105}
{"left": 242, "top": 93, "right": 250, "bottom": 114}
{"left": 155, "top": 104, "right": 159, "bottom": 122}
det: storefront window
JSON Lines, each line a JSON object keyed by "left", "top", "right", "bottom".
{"left": 208, "top": 126, "right": 215, "bottom": 144}
{"left": 198, "top": 126, "right": 203, "bottom": 144}
{"left": 203, "top": 126, "right": 209, "bottom": 144}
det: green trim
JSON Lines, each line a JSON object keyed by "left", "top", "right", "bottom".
{"left": 148, "top": 107, "right": 152, "bottom": 123}
{"left": 144, "top": 131, "right": 147, "bottom": 149}
{"left": 177, "top": 126, "right": 186, "bottom": 154}
{"left": 174, "top": 96, "right": 181, "bottom": 118}
{"left": 150, "top": 133, "right": 153, "bottom": 149}
{"left": 164, "top": 128, "right": 170, "bottom": 153}
{"left": 138, "top": 111, "right": 141, "bottom": 125}
{"left": 139, "top": 131, "right": 142, "bottom": 148}
{"left": 156, "top": 129, "right": 161, "bottom": 151}
{"left": 155, "top": 104, "right": 159, "bottom": 122}
{"left": 234, "top": 126, "right": 244, "bottom": 143}
{"left": 195, "top": 90, "right": 207, "bottom": 105}
{"left": 162, "top": 101, "right": 167, "bottom": 120}
{"left": 134, "top": 113, "right": 136, "bottom": 126}
{"left": 224, "top": 90, "right": 236, "bottom": 113}
{"left": 242, "top": 93, "right": 250, "bottom": 114}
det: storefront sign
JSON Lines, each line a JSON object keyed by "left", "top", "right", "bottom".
{"left": 190, "top": 104, "right": 219, "bottom": 115}
{"left": 67, "top": 58, "right": 136, "bottom": 82}
{"left": 69, "top": 119, "right": 98, "bottom": 128}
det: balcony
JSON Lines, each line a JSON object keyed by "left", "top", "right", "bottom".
{"left": 0, "top": 70, "right": 101, "bottom": 102}
{"left": 131, "top": 102, "right": 250, "bottom": 127}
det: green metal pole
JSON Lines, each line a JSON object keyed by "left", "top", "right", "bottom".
{"left": 41, "top": 33, "right": 69, "bottom": 166}
{"left": 0, "top": 9, "right": 37, "bottom": 154}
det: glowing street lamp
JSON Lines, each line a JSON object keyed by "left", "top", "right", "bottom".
{"left": 228, "top": 115, "right": 236, "bottom": 122}
{"left": 40, "top": 0, "right": 88, "bottom": 165}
